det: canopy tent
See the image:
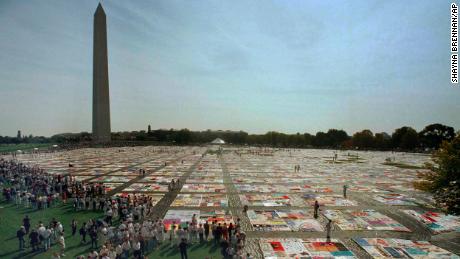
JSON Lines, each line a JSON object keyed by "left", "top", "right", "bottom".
{"left": 210, "top": 138, "right": 226, "bottom": 145}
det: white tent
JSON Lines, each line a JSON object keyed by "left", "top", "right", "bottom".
{"left": 211, "top": 138, "right": 225, "bottom": 145}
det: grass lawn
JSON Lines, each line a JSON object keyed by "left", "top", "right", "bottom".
{"left": 0, "top": 199, "right": 103, "bottom": 259}
{"left": 0, "top": 143, "right": 56, "bottom": 153}
{"left": 0, "top": 199, "right": 223, "bottom": 258}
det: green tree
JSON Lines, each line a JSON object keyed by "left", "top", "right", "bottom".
{"left": 416, "top": 134, "right": 460, "bottom": 215}
{"left": 400, "top": 128, "right": 419, "bottom": 149}
{"left": 303, "top": 133, "right": 313, "bottom": 146}
{"left": 392, "top": 126, "right": 419, "bottom": 150}
{"left": 325, "top": 129, "right": 349, "bottom": 147}
{"left": 352, "top": 129, "right": 374, "bottom": 149}
{"left": 312, "top": 132, "right": 328, "bottom": 147}
{"left": 374, "top": 132, "right": 391, "bottom": 149}
{"left": 419, "top": 123, "right": 455, "bottom": 149}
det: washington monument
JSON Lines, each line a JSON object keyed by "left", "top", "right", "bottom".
{"left": 92, "top": 3, "right": 111, "bottom": 142}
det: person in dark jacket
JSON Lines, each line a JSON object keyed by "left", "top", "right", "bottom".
{"left": 71, "top": 219, "right": 77, "bottom": 236}
{"left": 204, "top": 221, "right": 210, "bottom": 241}
{"left": 90, "top": 228, "right": 98, "bottom": 249}
{"left": 178, "top": 238, "right": 188, "bottom": 259}
{"left": 79, "top": 224, "right": 87, "bottom": 243}
{"left": 228, "top": 223, "right": 234, "bottom": 241}
{"left": 220, "top": 239, "right": 229, "bottom": 258}
{"left": 23, "top": 215, "right": 31, "bottom": 233}
{"left": 314, "top": 200, "right": 320, "bottom": 219}
{"left": 29, "top": 228, "right": 39, "bottom": 252}
{"left": 17, "top": 226, "right": 26, "bottom": 250}
{"left": 215, "top": 223, "right": 223, "bottom": 245}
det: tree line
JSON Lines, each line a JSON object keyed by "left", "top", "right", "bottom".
{"left": 0, "top": 123, "right": 456, "bottom": 151}
{"left": 141, "top": 123, "right": 454, "bottom": 151}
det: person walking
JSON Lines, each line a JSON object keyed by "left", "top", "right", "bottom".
{"left": 79, "top": 224, "right": 87, "bottom": 244}
{"left": 23, "top": 215, "right": 31, "bottom": 234}
{"left": 169, "top": 224, "right": 176, "bottom": 248}
{"left": 179, "top": 238, "right": 188, "bottom": 259}
{"left": 90, "top": 227, "right": 98, "bottom": 249}
{"left": 57, "top": 232, "right": 65, "bottom": 257}
{"left": 17, "top": 226, "right": 26, "bottom": 250}
{"left": 43, "top": 227, "right": 52, "bottom": 251}
{"left": 222, "top": 223, "right": 229, "bottom": 241}
{"left": 133, "top": 240, "right": 141, "bottom": 259}
{"left": 343, "top": 185, "right": 348, "bottom": 199}
{"left": 29, "top": 228, "right": 39, "bottom": 252}
{"left": 314, "top": 200, "right": 320, "bottom": 219}
{"left": 71, "top": 219, "right": 78, "bottom": 236}
{"left": 122, "top": 238, "right": 131, "bottom": 259}
{"left": 326, "top": 219, "right": 332, "bottom": 243}
{"left": 198, "top": 223, "right": 204, "bottom": 243}
{"left": 215, "top": 223, "right": 223, "bottom": 245}
{"left": 228, "top": 223, "right": 234, "bottom": 241}
{"left": 204, "top": 221, "right": 210, "bottom": 241}
{"left": 190, "top": 223, "right": 198, "bottom": 243}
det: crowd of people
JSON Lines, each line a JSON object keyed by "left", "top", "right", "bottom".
{"left": 1, "top": 159, "right": 71, "bottom": 210}
{"left": 1, "top": 158, "right": 253, "bottom": 258}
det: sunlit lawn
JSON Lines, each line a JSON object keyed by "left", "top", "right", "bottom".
{"left": 0, "top": 198, "right": 222, "bottom": 258}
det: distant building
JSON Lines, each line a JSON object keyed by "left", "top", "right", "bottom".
{"left": 211, "top": 138, "right": 226, "bottom": 145}
{"left": 17, "top": 130, "right": 21, "bottom": 139}
{"left": 148, "top": 125, "right": 151, "bottom": 133}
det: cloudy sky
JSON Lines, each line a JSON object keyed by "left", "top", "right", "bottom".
{"left": 0, "top": 0, "right": 458, "bottom": 137}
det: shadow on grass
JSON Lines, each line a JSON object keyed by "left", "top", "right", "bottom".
{"left": 1, "top": 247, "right": 41, "bottom": 259}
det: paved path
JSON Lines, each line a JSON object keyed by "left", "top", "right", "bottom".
{"left": 149, "top": 154, "right": 206, "bottom": 219}
{"left": 107, "top": 151, "right": 196, "bottom": 196}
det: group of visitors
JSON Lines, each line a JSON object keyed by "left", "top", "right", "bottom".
{"left": 167, "top": 215, "right": 249, "bottom": 259}
{"left": 14, "top": 209, "right": 251, "bottom": 258}
{"left": 18, "top": 217, "right": 67, "bottom": 255}
{"left": 293, "top": 165, "right": 301, "bottom": 172}
{"left": 1, "top": 159, "right": 71, "bottom": 210}
{"left": 1, "top": 158, "right": 254, "bottom": 258}
{"left": 167, "top": 179, "right": 181, "bottom": 192}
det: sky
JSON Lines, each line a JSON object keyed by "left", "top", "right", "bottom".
{"left": 0, "top": 0, "right": 459, "bottom": 137}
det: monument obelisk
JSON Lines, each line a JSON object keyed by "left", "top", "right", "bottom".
{"left": 92, "top": 3, "right": 111, "bottom": 142}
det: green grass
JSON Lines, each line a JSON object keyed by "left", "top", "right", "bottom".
{"left": 382, "top": 162, "right": 425, "bottom": 169}
{"left": 0, "top": 199, "right": 223, "bottom": 258}
{"left": 0, "top": 200, "right": 103, "bottom": 259}
{"left": 0, "top": 143, "right": 55, "bottom": 153}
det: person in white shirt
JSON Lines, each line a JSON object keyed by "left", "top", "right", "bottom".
{"left": 107, "top": 226, "right": 115, "bottom": 243}
{"left": 99, "top": 245, "right": 109, "bottom": 255}
{"left": 115, "top": 244, "right": 123, "bottom": 258}
{"left": 56, "top": 222, "right": 63, "bottom": 235}
{"left": 108, "top": 248, "right": 117, "bottom": 259}
{"left": 133, "top": 240, "right": 141, "bottom": 258}
{"left": 122, "top": 239, "right": 131, "bottom": 258}
{"left": 177, "top": 226, "right": 186, "bottom": 243}
{"left": 101, "top": 226, "right": 108, "bottom": 244}
{"left": 141, "top": 224, "right": 151, "bottom": 252}
{"left": 42, "top": 227, "right": 52, "bottom": 251}
{"left": 105, "top": 208, "right": 113, "bottom": 225}
{"left": 88, "top": 250, "right": 98, "bottom": 259}
{"left": 37, "top": 223, "right": 46, "bottom": 237}
{"left": 57, "top": 233, "right": 65, "bottom": 256}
